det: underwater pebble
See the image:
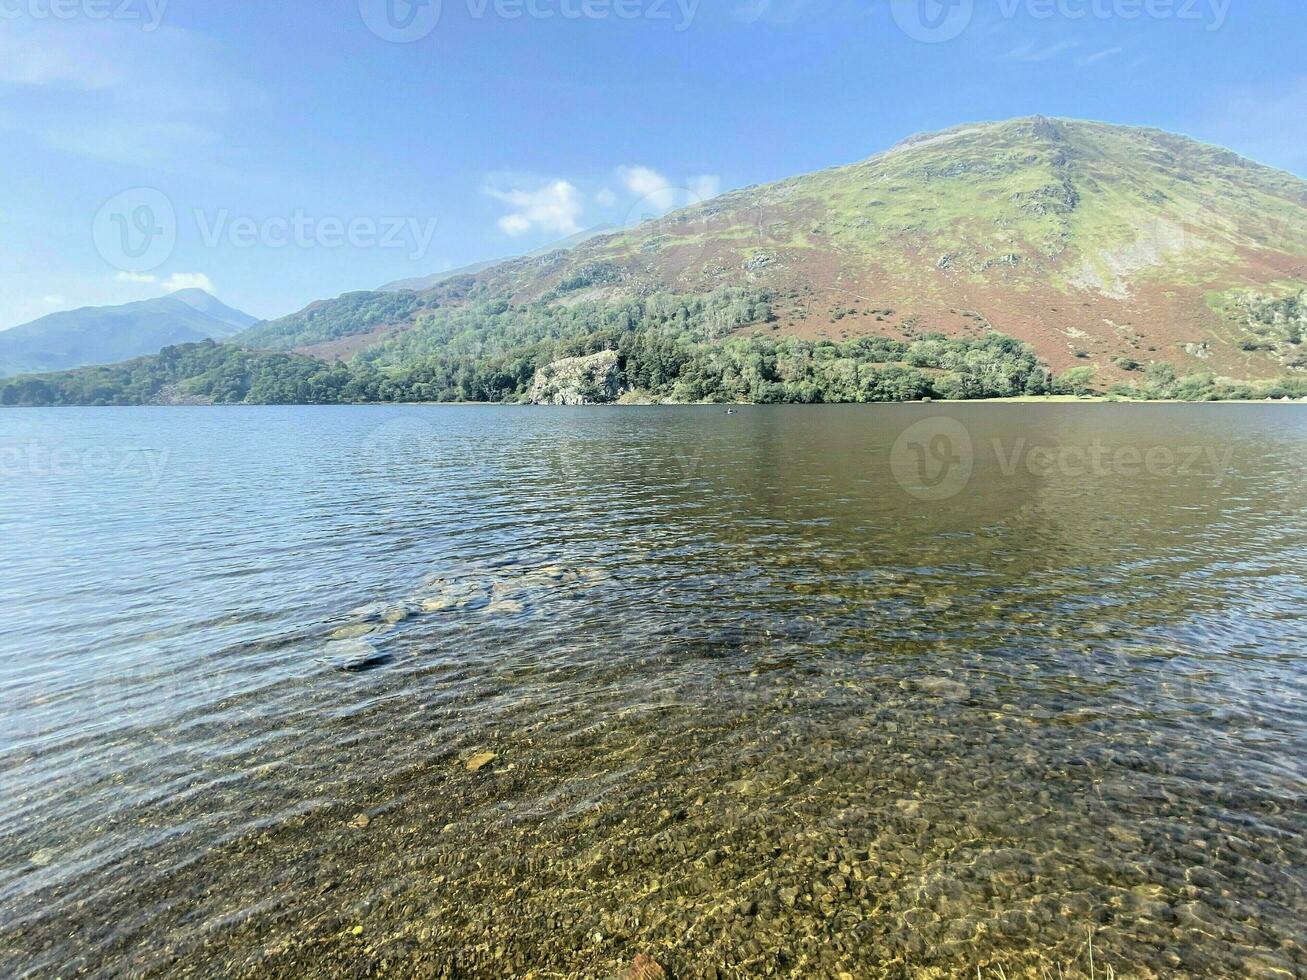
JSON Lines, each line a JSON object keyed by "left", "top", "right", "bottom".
{"left": 329, "top": 623, "right": 378, "bottom": 641}
{"left": 623, "top": 952, "right": 666, "bottom": 979}
{"left": 29, "top": 849, "right": 55, "bottom": 868}
{"left": 912, "top": 676, "right": 971, "bottom": 701}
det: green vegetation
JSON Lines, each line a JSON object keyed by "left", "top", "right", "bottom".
{"left": 0, "top": 285, "right": 1054, "bottom": 406}
{"left": 1108, "top": 360, "right": 1307, "bottom": 401}
{"left": 0, "top": 341, "right": 353, "bottom": 407}
{"left": 1054, "top": 366, "right": 1098, "bottom": 396}
{"left": 8, "top": 279, "right": 1304, "bottom": 405}
{"left": 361, "top": 288, "right": 772, "bottom": 369}
{"left": 236, "top": 290, "right": 438, "bottom": 351}
{"left": 1225, "top": 290, "right": 1307, "bottom": 368}
{"left": 624, "top": 331, "right": 1048, "bottom": 403}
{"left": 6, "top": 331, "right": 1303, "bottom": 407}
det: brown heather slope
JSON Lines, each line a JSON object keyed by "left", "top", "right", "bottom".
{"left": 252, "top": 117, "right": 1307, "bottom": 382}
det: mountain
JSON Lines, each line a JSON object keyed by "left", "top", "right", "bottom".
{"left": 5, "top": 118, "right": 1306, "bottom": 405}
{"left": 234, "top": 117, "right": 1307, "bottom": 382}
{"left": 376, "top": 225, "right": 618, "bottom": 294}
{"left": 0, "top": 290, "right": 257, "bottom": 378}
{"left": 168, "top": 289, "right": 258, "bottom": 330}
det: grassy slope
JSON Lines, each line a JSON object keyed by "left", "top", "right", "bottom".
{"left": 540, "top": 117, "right": 1307, "bottom": 380}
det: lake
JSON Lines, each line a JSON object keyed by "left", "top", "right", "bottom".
{"left": 1, "top": 405, "right": 1304, "bottom": 978}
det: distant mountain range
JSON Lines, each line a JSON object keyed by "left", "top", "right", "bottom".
{"left": 0, "top": 290, "right": 256, "bottom": 378}
{"left": 3, "top": 117, "right": 1305, "bottom": 405}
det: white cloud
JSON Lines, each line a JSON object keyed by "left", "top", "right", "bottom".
{"left": 619, "top": 165, "right": 672, "bottom": 202}
{"left": 114, "top": 271, "right": 215, "bottom": 293}
{"left": 42, "top": 295, "right": 66, "bottom": 307}
{"left": 619, "top": 166, "right": 723, "bottom": 215}
{"left": 162, "top": 273, "right": 215, "bottom": 293}
{"left": 595, "top": 187, "right": 619, "bottom": 207}
{"left": 485, "top": 180, "right": 584, "bottom": 237}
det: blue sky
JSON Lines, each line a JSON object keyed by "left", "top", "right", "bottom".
{"left": 1, "top": 0, "right": 1304, "bottom": 329}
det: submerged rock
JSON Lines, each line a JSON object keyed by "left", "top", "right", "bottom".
{"left": 417, "top": 578, "right": 489, "bottom": 613}
{"left": 623, "top": 953, "right": 667, "bottom": 979}
{"left": 345, "top": 603, "right": 386, "bottom": 623}
{"left": 912, "top": 676, "right": 971, "bottom": 702}
{"left": 326, "top": 641, "right": 394, "bottom": 675}
{"left": 334, "top": 654, "right": 393, "bottom": 674}
{"left": 484, "top": 597, "right": 527, "bottom": 616}
{"left": 465, "top": 751, "right": 498, "bottom": 773}
{"left": 329, "top": 623, "right": 380, "bottom": 641}
{"left": 29, "top": 848, "right": 56, "bottom": 868}
{"left": 380, "top": 605, "right": 412, "bottom": 625}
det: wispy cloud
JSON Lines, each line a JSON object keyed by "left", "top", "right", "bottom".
{"left": 483, "top": 166, "right": 726, "bottom": 237}
{"left": 485, "top": 179, "right": 585, "bottom": 237}
{"left": 618, "top": 166, "right": 722, "bottom": 212}
{"left": 0, "top": 20, "right": 251, "bottom": 174}
{"left": 114, "top": 271, "right": 216, "bottom": 293}
{"left": 1078, "top": 46, "right": 1124, "bottom": 67}
{"left": 161, "top": 272, "right": 215, "bottom": 293}
{"left": 0, "top": 30, "right": 125, "bottom": 90}
{"left": 1007, "top": 40, "right": 1079, "bottom": 63}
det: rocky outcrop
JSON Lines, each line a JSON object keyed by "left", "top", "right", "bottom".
{"left": 529, "top": 350, "right": 624, "bottom": 405}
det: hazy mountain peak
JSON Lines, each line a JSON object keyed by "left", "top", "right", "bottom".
{"left": 165, "top": 289, "right": 258, "bottom": 330}
{"left": 0, "top": 292, "right": 257, "bottom": 378}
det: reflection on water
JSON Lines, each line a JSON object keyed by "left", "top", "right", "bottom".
{"left": 1, "top": 405, "right": 1304, "bottom": 978}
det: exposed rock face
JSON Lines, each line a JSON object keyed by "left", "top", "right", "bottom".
{"left": 529, "top": 350, "right": 624, "bottom": 405}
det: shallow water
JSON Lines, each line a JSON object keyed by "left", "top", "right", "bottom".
{"left": 1, "top": 405, "right": 1305, "bottom": 978}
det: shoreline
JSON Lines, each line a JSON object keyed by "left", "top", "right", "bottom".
{"left": 7, "top": 397, "right": 1307, "bottom": 409}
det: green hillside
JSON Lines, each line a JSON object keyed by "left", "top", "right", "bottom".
{"left": 231, "top": 116, "right": 1307, "bottom": 382}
